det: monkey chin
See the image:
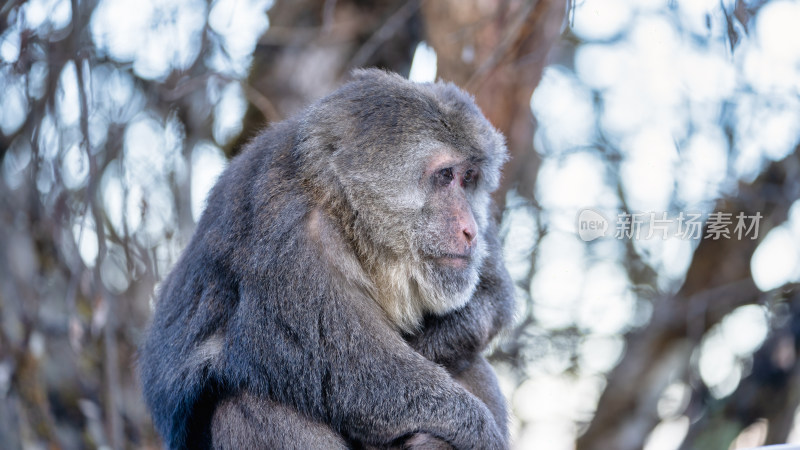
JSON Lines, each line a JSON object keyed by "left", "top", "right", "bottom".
{"left": 418, "top": 241, "right": 488, "bottom": 316}
{"left": 371, "top": 256, "right": 481, "bottom": 333}
{"left": 421, "top": 258, "right": 481, "bottom": 314}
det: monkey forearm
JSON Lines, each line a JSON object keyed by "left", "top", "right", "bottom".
{"left": 322, "top": 344, "right": 505, "bottom": 449}
{"left": 454, "top": 355, "right": 508, "bottom": 438}
{"left": 373, "top": 355, "right": 509, "bottom": 450}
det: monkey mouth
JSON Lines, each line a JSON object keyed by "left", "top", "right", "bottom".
{"left": 434, "top": 253, "right": 472, "bottom": 268}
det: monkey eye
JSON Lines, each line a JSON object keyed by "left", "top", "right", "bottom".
{"left": 435, "top": 167, "right": 454, "bottom": 186}
{"left": 463, "top": 168, "right": 478, "bottom": 185}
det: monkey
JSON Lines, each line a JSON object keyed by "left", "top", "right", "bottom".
{"left": 209, "top": 212, "right": 514, "bottom": 450}
{"left": 138, "top": 69, "right": 515, "bottom": 449}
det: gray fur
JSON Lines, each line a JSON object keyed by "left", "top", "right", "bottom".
{"left": 138, "top": 69, "right": 515, "bottom": 450}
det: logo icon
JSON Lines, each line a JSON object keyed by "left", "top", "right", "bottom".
{"left": 576, "top": 208, "right": 609, "bottom": 242}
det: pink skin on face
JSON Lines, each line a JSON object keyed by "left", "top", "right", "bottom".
{"left": 424, "top": 152, "right": 480, "bottom": 269}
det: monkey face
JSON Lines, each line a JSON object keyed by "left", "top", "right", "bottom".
{"left": 403, "top": 148, "right": 490, "bottom": 315}
{"left": 417, "top": 152, "right": 485, "bottom": 266}
{"left": 296, "top": 70, "right": 508, "bottom": 329}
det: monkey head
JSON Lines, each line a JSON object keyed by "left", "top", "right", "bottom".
{"left": 297, "top": 69, "right": 507, "bottom": 332}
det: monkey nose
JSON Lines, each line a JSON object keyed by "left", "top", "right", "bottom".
{"left": 462, "top": 221, "right": 477, "bottom": 245}
{"left": 463, "top": 228, "right": 475, "bottom": 243}
{"left": 456, "top": 210, "right": 478, "bottom": 247}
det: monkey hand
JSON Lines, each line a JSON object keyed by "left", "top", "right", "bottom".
{"left": 406, "top": 308, "right": 489, "bottom": 373}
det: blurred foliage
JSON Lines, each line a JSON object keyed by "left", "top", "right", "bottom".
{"left": 0, "top": 0, "right": 270, "bottom": 447}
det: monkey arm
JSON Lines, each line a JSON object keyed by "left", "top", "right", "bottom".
{"left": 388, "top": 354, "right": 510, "bottom": 450}
{"left": 454, "top": 355, "right": 508, "bottom": 435}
